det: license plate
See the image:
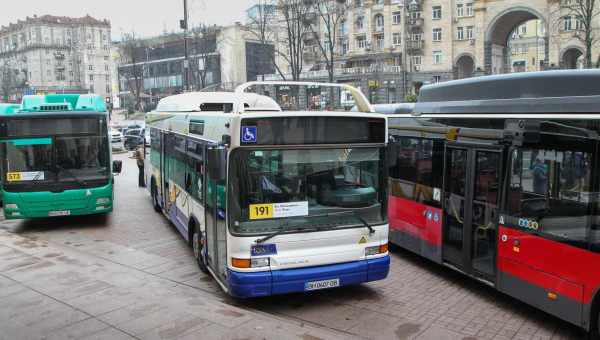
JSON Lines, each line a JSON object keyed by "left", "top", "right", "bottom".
{"left": 305, "top": 278, "right": 340, "bottom": 291}
{"left": 49, "top": 210, "right": 71, "bottom": 217}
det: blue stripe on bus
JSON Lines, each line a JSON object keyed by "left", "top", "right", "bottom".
{"left": 227, "top": 255, "right": 390, "bottom": 298}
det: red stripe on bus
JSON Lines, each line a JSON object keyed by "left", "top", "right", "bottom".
{"left": 498, "top": 226, "right": 597, "bottom": 304}
{"left": 388, "top": 195, "right": 442, "bottom": 246}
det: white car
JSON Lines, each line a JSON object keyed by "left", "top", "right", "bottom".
{"left": 110, "top": 129, "right": 123, "bottom": 143}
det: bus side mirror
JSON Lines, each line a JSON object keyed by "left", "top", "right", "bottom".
{"left": 113, "top": 160, "right": 123, "bottom": 174}
{"left": 207, "top": 147, "right": 227, "bottom": 181}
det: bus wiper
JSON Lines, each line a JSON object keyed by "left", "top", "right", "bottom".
{"left": 255, "top": 225, "right": 317, "bottom": 244}
{"left": 352, "top": 211, "right": 376, "bottom": 235}
{"left": 56, "top": 165, "right": 87, "bottom": 187}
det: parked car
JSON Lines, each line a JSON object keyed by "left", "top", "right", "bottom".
{"left": 110, "top": 128, "right": 123, "bottom": 143}
{"left": 124, "top": 128, "right": 145, "bottom": 151}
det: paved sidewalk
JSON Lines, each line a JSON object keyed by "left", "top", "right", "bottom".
{"left": 0, "top": 230, "right": 354, "bottom": 340}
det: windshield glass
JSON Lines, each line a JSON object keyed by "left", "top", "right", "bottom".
{"left": 3, "top": 117, "right": 109, "bottom": 189}
{"left": 230, "top": 148, "right": 385, "bottom": 235}
{"left": 5, "top": 140, "right": 54, "bottom": 183}
{"left": 55, "top": 136, "right": 109, "bottom": 181}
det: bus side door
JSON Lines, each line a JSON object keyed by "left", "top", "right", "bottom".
{"left": 205, "top": 145, "right": 228, "bottom": 281}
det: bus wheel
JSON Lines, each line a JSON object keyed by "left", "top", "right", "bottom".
{"left": 151, "top": 180, "right": 161, "bottom": 213}
{"left": 192, "top": 225, "right": 209, "bottom": 274}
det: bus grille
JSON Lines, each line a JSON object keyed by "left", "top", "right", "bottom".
{"left": 40, "top": 104, "right": 69, "bottom": 111}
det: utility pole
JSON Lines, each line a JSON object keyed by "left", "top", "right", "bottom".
{"left": 181, "top": 0, "right": 190, "bottom": 91}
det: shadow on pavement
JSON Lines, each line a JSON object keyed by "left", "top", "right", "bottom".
{"left": 6, "top": 213, "right": 111, "bottom": 234}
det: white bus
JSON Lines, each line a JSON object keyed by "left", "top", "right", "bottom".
{"left": 145, "top": 83, "right": 390, "bottom": 298}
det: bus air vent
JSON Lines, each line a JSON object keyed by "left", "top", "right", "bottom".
{"left": 40, "top": 104, "right": 69, "bottom": 111}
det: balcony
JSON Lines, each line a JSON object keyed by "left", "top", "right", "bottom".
{"left": 406, "top": 40, "right": 424, "bottom": 54}
{"left": 408, "top": 17, "right": 424, "bottom": 32}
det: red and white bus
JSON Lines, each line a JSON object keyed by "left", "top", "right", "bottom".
{"left": 387, "top": 70, "right": 600, "bottom": 335}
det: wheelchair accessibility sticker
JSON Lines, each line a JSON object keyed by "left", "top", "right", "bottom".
{"left": 241, "top": 126, "right": 257, "bottom": 143}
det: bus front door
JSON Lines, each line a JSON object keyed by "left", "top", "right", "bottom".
{"left": 443, "top": 145, "right": 502, "bottom": 282}
{"left": 205, "top": 146, "right": 228, "bottom": 282}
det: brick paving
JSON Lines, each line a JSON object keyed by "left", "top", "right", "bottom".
{"left": 0, "top": 154, "right": 585, "bottom": 340}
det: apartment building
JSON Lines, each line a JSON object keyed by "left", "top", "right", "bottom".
{"left": 0, "top": 15, "right": 113, "bottom": 101}
{"left": 257, "top": 0, "right": 600, "bottom": 103}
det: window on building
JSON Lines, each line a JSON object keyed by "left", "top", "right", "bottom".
{"left": 576, "top": 16, "right": 584, "bottom": 30}
{"left": 393, "top": 33, "right": 402, "bottom": 46}
{"left": 88, "top": 65, "right": 93, "bottom": 71}
{"left": 375, "top": 34, "right": 385, "bottom": 49}
{"left": 433, "top": 28, "right": 442, "bottom": 41}
{"left": 104, "top": 55, "right": 109, "bottom": 61}
{"left": 411, "top": 33, "right": 422, "bottom": 41}
{"left": 105, "top": 64, "right": 109, "bottom": 71}
{"left": 521, "top": 25, "right": 527, "bottom": 35}
{"left": 433, "top": 50, "right": 443, "bottom": 64}
{"left": 457, "top": 27, "right": 464, "bottom": 40}
{"left": 410, "top": 11, "right": 422, "bottom": 19}
{"left": 392, "top": 11, "right": 402, "bottom": 25}
{"left": 564, "top": 16, "right": 573, "bottom": 31}
{"left": 456, "top": 3, "right": 464, "bottom": 17}
{"left": 433, "top": 75, "right": 442, "bottom": 83}
{"left": 466, "top": 26, "right": 474, "bottom": 40}
{"left": 432, "top": 6, "right": 442, "bottom": 20}
{"left": 466, "top": 2, "right": 474, "bottom": 16}
{"left": 356, "top": 16, "right": 365, "bottom": 30}
{"left": 89, "top": 74, "right": 94, "bottom": 81}
{"left": 356, "top": 35, "right": 367, "bottom": 49}
{"left": 355, "top": 0, "right": 363, "bottom": 7}
{"left": 374, "top": 14, "right": 384, "bottom": 30}
{"left": 411, "top": 55, "right": 422, "bottom": 66}
{"left": 106, "top": 85, "right": 111, "bottom": 94}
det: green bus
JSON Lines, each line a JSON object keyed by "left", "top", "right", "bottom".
{"left": 0, "top": 94, "right": 122, "bottom": 219}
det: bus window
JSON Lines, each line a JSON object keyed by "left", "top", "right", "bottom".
{"left": 508, "top": 148, "right": 596, "bottom": 248}
{"left": 388, "top": 137, "right": 443, "bottom": 208}
{"left": 150, "top": 128, "right": 161, "bottom": 168}
{"left": 186, "top": 140, "right": 204, "bottom": 202}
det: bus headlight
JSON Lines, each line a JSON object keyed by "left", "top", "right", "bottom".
{"left": 5, "top": 204, "right": 18, "bottom": 210}
{"left": 96, "top": 198, "right": 110, "bottom": 204}
{"left": 365, "top": 243, "right": 388, "bottom": 256}
{"left": 251, "top": 258, "right": 270, "bottom": 268}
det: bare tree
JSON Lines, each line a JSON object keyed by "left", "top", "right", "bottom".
{"left": 118, "top": 32, "right": 145, "bottom": 111}
{"left": 307, "top": 0, "right": 349, "bottom": 82}
{"left": 278, "top": 0, "right": 313, "bottom": 80}
{"left": 246, "top": 0, "right": 288, "bottom": 79}
{"left": 556, "top": 0, "right": 600, "bottom": 68}
{"left": 0, "top": 57, "right": 18, "bottom": 102}
{"left": 189, "top": 26, "right": 218, "bottom": 90}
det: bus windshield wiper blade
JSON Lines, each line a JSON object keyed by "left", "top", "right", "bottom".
{"left": 352, "top": 211, "right": 376, "bottom": 235}
{"left": 255, "top": 225, "right": 317, "bottom": 244}
{"left": 56, "top": 165, "right": 86, "bottom": 187}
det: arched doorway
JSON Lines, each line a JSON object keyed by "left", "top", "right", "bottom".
{"left": 456, "top": 55, "right": 475, "bottom": 79}
{"left": 485, "top": 7, "right": 548, "bottom": 74}
{"left": 562, "top": 48, "right": 584, "bottom": 69}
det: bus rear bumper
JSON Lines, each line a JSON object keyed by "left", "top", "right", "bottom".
{"left": 227, "top": 255, "right": 390, "bottom": 298}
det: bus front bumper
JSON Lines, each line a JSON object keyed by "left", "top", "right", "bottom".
{"left": 227, "top": 255, "right": 390, "bottom": 298}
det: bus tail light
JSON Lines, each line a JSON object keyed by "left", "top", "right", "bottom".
{"left": 232, "top": 257, "right": 270, "bottom": 269}
{"left": 365, "top": 243, "right": 388, "bottom": 256}
{"left": 96, "top": 198, "right": 110, "bottom": 204}
{"left": 5, "top": 204, "right": 18, "bottom": 210}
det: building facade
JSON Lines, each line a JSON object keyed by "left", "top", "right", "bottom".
{"left": 258, "top": 0, "right": 600, "bottom": 103}
{"left": 117, "top": 24, "right": 274, "bottom": 110}
{"left": 0, "top": 15, "right": 112, "bottom": 102}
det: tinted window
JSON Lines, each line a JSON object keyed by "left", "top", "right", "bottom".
{"left": 7, "top": 117, "right": 101, "bottom": 137}
{"left": 150, "top": 128, "right": 160, "bottom": 168}
{"left": 508, "top": 148, "right": 598, "bottom": 249}
{"left": 389, "top": 137, "right": 443, "bottom": 207}
{"left": 187, "top": 139, "right": 204, "bottom": 202}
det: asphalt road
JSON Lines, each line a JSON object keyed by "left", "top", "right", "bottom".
{"left": 0, "top": 154, "right": 584, "bottom": 340}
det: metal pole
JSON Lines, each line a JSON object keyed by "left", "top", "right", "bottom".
{"left": 183, "top": 0, "right": 190, "bottom": 92}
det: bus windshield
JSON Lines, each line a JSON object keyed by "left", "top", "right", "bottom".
{"left": 3, "top": 117, "right": 109, "bottom": 190}
{"left": 230, "top": 148, "right": 386, "bottom": 235}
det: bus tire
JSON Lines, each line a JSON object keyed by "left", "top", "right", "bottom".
{"left": 192, "top": 224, "right": 209, "bottom": 274}
{"left": 151, "top": 179, "right": 161, "bottom": 213}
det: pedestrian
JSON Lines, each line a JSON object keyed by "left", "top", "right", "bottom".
{"left": 531, "top": 155, "right": 548, "bottom": 195}
{"left": 130, "top": 146, "right": 145, "bottom": 187}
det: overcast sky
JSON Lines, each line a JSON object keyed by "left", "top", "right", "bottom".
{"left": 0, "top": 0, "right": 256, "bottom": 40}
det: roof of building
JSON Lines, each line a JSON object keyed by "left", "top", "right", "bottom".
{"left": 415, "top": 69, "right": 600, "bottom": 114}
{"left": 0, "top": 15, "right": 110, "bottom": 35}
